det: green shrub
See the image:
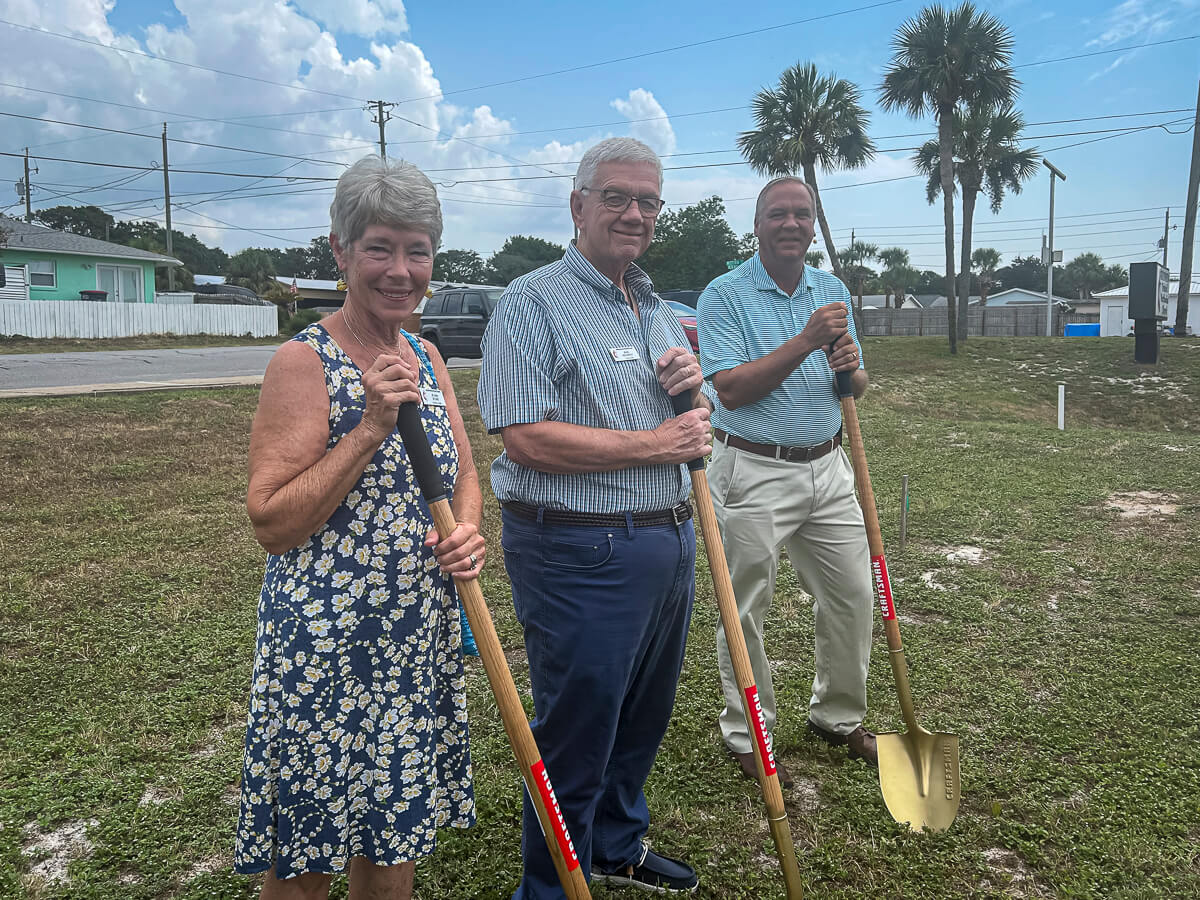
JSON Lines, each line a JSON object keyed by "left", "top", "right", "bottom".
{"left": 283, "top": 309, "right": 323, "bottom": 336}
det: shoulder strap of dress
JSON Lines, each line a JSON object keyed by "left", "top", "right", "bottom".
{"left": 401, "top": 330, "right": 438, "bottom": 386}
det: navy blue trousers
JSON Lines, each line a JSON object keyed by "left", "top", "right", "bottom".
{"left": 501, "top": 508, "right": 696, "bottom": 900}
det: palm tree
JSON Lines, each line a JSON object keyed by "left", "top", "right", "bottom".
{"left": 878, "top": 247, "right": 912, "bottom": 307}
{"left": 879, "top": 2, "right": 1018, "bottom": 354}
{"left": 838, "top": 240, "right": 879, "bottom": 309}
{"left": 971, "top": 247, "right": 1002, "bottom": 305}
{"left": 738, "top": 62, "right": 875, "bottom": 282}
{"left": 806, "top": 250, "right": 825, "bottom": 269}
{"left": 915, "top": 103, "right": 1039, "bottom": 337}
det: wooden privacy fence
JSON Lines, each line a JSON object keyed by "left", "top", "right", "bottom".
{"left": 856, "top": 307, "right": 1100, "bottom": 337}
{"left": 0, "top": 300, "right": 278, "bottom": 339}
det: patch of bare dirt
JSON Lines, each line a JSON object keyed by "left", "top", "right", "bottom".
{"left": 920, "top": 571, "right": 949, "bottom": 592}
{"left": 787, "top": 775, "right": 822, "bottom": 815}
{"left": 21, "top": 819, "right": 97, "bottom": 885}
{"left": 1105, "top": 491, "right": 1179, "bottom": 518}
{"left": 939, "top": 545, "right": 988, "bottom": 564}
{"left": 981, "top": 847, "right": 1044, "bottom": 897}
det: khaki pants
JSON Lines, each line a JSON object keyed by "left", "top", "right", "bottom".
{"left": 708, "top": 441, "right": 873, "bottom": 754}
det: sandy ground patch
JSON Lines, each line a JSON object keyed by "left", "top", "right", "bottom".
{"left": 22, "top": 818, "right": 98, "bottom": 885}
{"left": 921, "top": 572, "right": 949, "bottom": 591}
{"left": 185, "top": 853, "right": 227, "bottom": 881}
{"left": 981, "top": 847, "right": 1043, "bottom": 897}
{"left": 940, "top": 545, "right": 988, "bottom": 564}
{"left": 1105, "top": 491, "right": 1179, "bottom": 518}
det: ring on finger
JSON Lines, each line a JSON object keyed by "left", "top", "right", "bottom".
{"left": 469, "top": 553, "right": 478, "bottom": 569}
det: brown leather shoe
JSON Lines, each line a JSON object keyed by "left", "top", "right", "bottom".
{"left": 807, "top": 720, "right": 879, "bottom": 768}
{"left": 730, "top": 749, "right": 795, "bottom": 788}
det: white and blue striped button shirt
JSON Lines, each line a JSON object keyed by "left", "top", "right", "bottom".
{"left": 478, "top": 243, "right": 692, "bottom": 513}
{"left": 698, "top": 254, "right": 864, "bottom": 447}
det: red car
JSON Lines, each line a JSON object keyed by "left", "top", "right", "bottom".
{"left": 667, "top": 300, "right": 699, "bottom": 353}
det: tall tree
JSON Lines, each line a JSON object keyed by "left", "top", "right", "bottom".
{"left": 639, "top": 196, "right": 740, "bottom": 290}
{"left": 971, "top": 247, "right": 1002, "bottom": 305}
{"left": 880, "top": 1, "right": 1018, "bottom": 354}
{"left": 33, "top": 205, "right": 115, "bottom": 240}
{"left": 1059, "top": 252, "right": 1127, "bottom": 299}
{"left": 434, "top": 249, "right": 489, "bottom": 284}
{"left": 303, "top": 235, "right": 339, "bottom": 280}
{"left": 878, "top": 247, "right": 912, "bottom": 307}
{"left": 915, "top": 102, "right": 1039, "bottom": 339}
{"left": 737, "top": 62, "right": 875, "bottom": 282}
{"left": 485, "top": 235, "right": 565, "bottom": 285}
{"left": 227, "top": 248, "right": 278, "bottom": 295}
{"left": 805, "top": 250, "right": 825, "bottom": 269}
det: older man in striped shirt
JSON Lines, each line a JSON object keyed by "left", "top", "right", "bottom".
{"left": 478, "top": 137, "right": 708, "bottom": 898}
{"left": 698, "top": 176, "right": 877, "bottom": 789}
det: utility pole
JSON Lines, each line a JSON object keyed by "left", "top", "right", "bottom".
{"left": 161, "top": 123, "right": 175, "bottom": 291}
{"left": 1175, "top": 76, "right": 1200, "bottom": 338}
{"left": 1043, "top": 159, "right": 1066, "bottom": 336}
{"left": 369, "top": 101, "right": 395, "bottom": 159}
{"left": 23, "top": 148, "right": 34, "bottom": 223}
{"left": 1160, "top": 208, "right": 1170, "bottom": 266}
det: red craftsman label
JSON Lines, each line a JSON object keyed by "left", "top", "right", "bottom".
{"left": 744, "top": 685, "right": 777, "bottom": 777}
{"left": 872, "top": 554, "right": 896, "bottom": 620}
{"left": 530, "top": 760, "right": 579, "bottom": 871}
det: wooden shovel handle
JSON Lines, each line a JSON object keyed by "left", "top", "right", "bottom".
{"left": 396, "top": 404, "right": 591, "bottom": 900}
{"left": 833, "top": 373, "right": 920, "bottom": 734}
{"left": 670, "top": 392, "right": 804, "bottom": 899}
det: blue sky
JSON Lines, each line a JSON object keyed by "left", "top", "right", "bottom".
{"left": 3, "top": 0, "right": 1199, "bottom": 276}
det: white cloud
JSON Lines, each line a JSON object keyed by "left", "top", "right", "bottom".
{"left": 610, "top": 89, "right": 677, "bottom": 157}
{"left": 1086, "top": 0, "right": 1177, "bottom": 48}
{"left": 289, "top": 0, "right": 409, "bottom": 37}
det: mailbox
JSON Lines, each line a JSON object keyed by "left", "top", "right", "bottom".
{"left": 1128, "top": 261, "right": 1169, "bottom": 364}
{"left": 1128, "top": 261, "right": 1169, "bottom": 319}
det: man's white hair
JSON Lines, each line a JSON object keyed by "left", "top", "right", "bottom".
{"left": 574, "top": 138, "right": 663, "bottom": 191}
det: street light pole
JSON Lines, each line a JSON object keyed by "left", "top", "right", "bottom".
{"left": 1044, "top": 159, "right": 1066, "bottom": 336}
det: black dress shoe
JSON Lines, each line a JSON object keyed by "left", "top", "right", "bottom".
{"left": 730, "top": 748, "right": 795, "bottom": 788}
{"left": 807, "top": 720, "right": 879, "bottom": 768}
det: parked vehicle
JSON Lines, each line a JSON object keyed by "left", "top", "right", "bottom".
{"left": 659, "top": 289, "right": 702, "bottom": 308}
{"left": 667, "top": 300, "right": 698, "bottom": 353}
{"left": 420, "top": 285, "right": 504, "bottom": 358}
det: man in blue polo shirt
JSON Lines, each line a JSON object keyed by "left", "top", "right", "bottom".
{"left": 698, "top": 176, "right": 877, "bottom": 787}
{"left": 478, "top": 137, "right": 709, "bottom": 898}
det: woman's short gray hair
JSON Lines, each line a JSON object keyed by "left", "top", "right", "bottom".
{"left": 329, "top": 155, "right": 443, "bottom": 250}
{"left": 574, "top": 138, "right": 663, "bottom": 191}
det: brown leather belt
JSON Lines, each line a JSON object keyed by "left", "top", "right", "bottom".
{"left": 502, "top": 500, "right": 693, "bottom": 528}
{"left": 713, "top": 428, "right": 842, "bottom": 463}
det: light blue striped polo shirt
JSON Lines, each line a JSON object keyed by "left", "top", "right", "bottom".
{"left": 478, "top": 243, "right": 692, "bottom": 513}
{"left": 698, "top": 254, "right": 863, "bottom": 447}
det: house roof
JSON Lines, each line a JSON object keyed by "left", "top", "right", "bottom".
{"left": 1093, "top": 274, "right": 1200, "bottom": 298}
{"left": 0, "top": 215, "right": 182, "bottom": 265}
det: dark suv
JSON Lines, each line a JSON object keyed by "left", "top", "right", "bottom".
{"left": 420, "top": 286, "right": 504, "bottom": 358}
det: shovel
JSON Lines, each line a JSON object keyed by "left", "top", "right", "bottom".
{"left": 396, "top": 403, "right": 592, "bottom": 900}
{"left": 834, "top": 369, "right": 960, "bottom": 832}
{"left": 670, "top": 391, "right": 804, "bottom": 899}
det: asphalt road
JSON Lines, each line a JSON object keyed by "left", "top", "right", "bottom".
{"left": 0, "top": 346, "right": 481, "bottom": 397}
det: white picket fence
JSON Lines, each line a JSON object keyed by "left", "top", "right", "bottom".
{"left": 0, "top": 300, "right": 278, "bottom": 338}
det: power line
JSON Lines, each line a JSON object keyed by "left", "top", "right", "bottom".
{"left": 0, "top": 18, "right": 372, "bottom": 103}
{"left": 0, "top": 111, "right": 357, "bottom": 167}
{"left": 1014, "top": 34, "right": 1200, "bottom": 69}
{"left": 388, "top": 0, "right": 906, "bottom": 105}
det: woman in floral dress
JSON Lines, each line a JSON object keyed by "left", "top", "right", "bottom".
{"left": 235, "top": 155, "right": 485, "bottom": 900}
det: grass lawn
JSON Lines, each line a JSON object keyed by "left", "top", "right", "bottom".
{"left": 0, "top": 335, "right": 284, "bottom": 355}
{"left": 1, "top": 336, "right": 1197, "bottom": 899}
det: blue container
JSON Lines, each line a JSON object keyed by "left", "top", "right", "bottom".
{"left": 1064, "top": 323, "right": 1100, "bottom": 336}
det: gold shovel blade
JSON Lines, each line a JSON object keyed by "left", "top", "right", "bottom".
{"left": 877, "top": 728, "right": 960, "bottom": 832}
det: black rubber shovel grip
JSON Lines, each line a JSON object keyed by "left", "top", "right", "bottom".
{"left": 396, "top": 402, "right": 449, "bottom": 503}
{"left": 835, "top": 369, "right": 854, "bottom": 398}
{"left": 669, "top": 391, "right": 706, "bottom": 472}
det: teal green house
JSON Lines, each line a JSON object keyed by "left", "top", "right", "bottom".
{"left": 0, "top": 214, "right": 181, "bottom": 303}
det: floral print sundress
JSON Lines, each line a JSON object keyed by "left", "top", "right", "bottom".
{"left": 235, "top": 323, "right": 475, "bottom": 879}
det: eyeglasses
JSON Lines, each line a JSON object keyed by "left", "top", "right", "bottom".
{"left": 578, "top": 187, "right": 665, "bottom": 218}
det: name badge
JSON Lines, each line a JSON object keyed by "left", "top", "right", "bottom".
{"left": 610, "top": 347, "right": 639, "bottom": 362}
{"left": 420, "top": 387, "right": 446, "bottom": 407}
